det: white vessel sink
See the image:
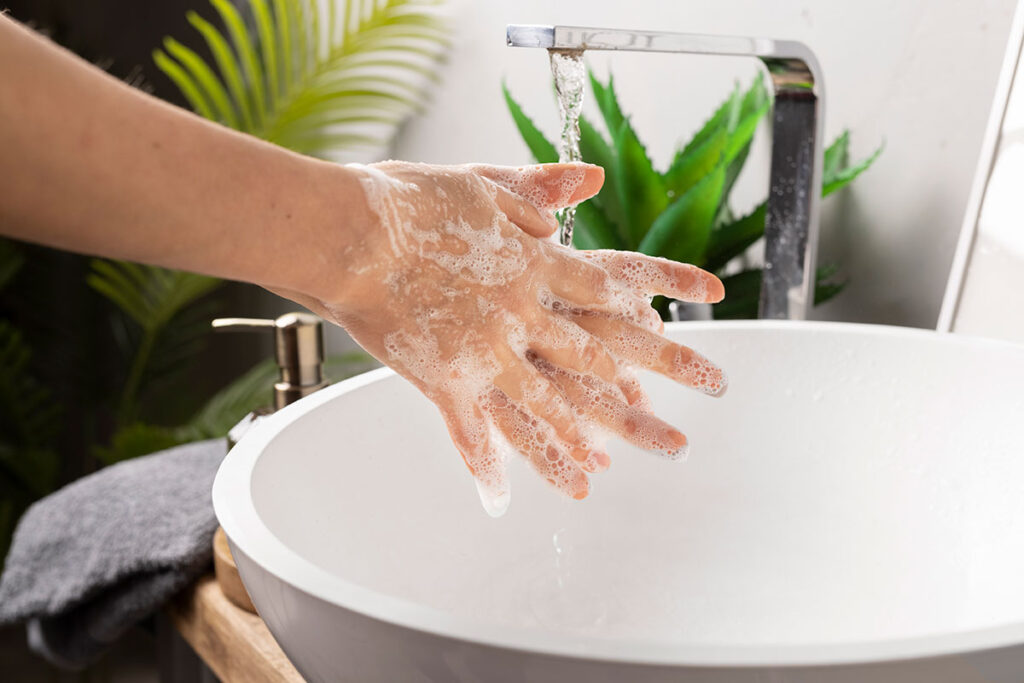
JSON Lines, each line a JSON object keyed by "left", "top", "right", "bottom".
{"left": 213, "top": 321, "right": 1024, "bottom": 682}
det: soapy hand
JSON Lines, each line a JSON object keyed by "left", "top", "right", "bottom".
{"left": 282, "top": 161, "right": 726, "bottom": 515}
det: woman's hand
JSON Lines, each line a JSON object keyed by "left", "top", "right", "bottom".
{"left": 0, "top": 18, "right": 723, "bottom": 514}
{"left": 275, "top": 161, "right": 726, "bottom": 515}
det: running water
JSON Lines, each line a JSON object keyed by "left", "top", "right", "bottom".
{"left": 549, "top": 49, "right": 586, "bottom": 247}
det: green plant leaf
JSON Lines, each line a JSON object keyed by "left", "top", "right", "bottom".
{"left": 614, "top": 119, "right": 667, "bottom": 247}
{"left": 638, "top": 163, "right": 724, "bottom": 264}
{"left": 704, "top": 136, "right": 882, "bottom": 273}
{"left": 711, "top": 268, "right": 762, "bottom": 319}
{"left": 186, "top": 10, "right": 256, "bottom": 131}
{"left": 209, "top": 0, "right": 267, "bottom": 128}
{"left": 814, "top": 262, "right": 847, "bottom": 305}
{"left": 664, "top": 84, "right": 737, "bottom": 197}
{"left": 824, "top": 142, "right": 883, "bottom": 196}
{"left": 823, "top": 130, "right": 850, "bottom": 180}
{"left": 153, "top": 49, "right": 216, "bottom": 120}
{"left": 704, "top": 201, "right": 766, "bottom": 273}
{"left": 711, "top": 265, "right": 847, "bottom": 319}
{"left": 577, "top": 115, "right": 613, "bottom": 175}
{"left": 579, "top": 115, "right": 628, "bottom": 244}
{"left": 719, "top": 98, "right": 770, "bottom": 198}
{"left": 87, "top": 262, "right": 222, "bottom": 422}
{"left": 251, "top": 0, "right": 281, "bottom": 101}
{"left": 680, "top": 82, "right": 740, "bottom": 156}
{"left": 162, "top": 0, "right": 448, "bottom": 159}
{"left": 273, "top": 0, "right": 295, "bottom": 95}
{"left": 0, "top": 239, "right": 25, "bottom": 292}
{"left": 715, "top": 74, "right": 769, "bottom": 214}
{"left": 502, "top": 83, "right": 557, "bottom": 163}
{"left": 665, "top": 75, "right": 768, "bottom": 213}
{"left": 93, "top": 423, "right": 183, "bottom": 465}
{"left": 177, "top": 351, "right": 379, "bottom": 441}
{"left": 0, "top": 322, "right": 60, "bottom": 461}
{"left": 738, "top": 72, "right": 769, "bottom": 119}
{"left": 162, "top": 37, "right": 240, "bottom": 128}
{"left": 589, "top": 71, "right": 626, "bottom": 140}
{"left": 0, "top": 320, "right": 60, "bottom": 557}
{"left": 88, "top": 262, "right": 221, "bottom": 332}
{"left": 663, "top": 126, "right": 728, "bottom": 200}
{"left": 572, "top": 200, "right": 623, "bottom": 250}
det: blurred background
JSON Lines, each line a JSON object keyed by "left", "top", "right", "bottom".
{"left": 0, "top": 0, "right": 1016, "bottom": 679}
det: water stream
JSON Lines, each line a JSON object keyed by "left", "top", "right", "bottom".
{"left": 549, "top": 49, "right": 586, "bottom": 247}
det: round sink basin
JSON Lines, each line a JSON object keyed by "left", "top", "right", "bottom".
{"left": 213, "top": 321, "right": 1024, "bottom": 682}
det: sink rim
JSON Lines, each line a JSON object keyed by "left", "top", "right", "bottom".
{"left": 213, "top": 320, "right": 1024, "bottom": 668}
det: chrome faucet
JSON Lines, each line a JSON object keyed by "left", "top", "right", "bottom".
{"left": 506, "top": 25, "right": 824, "bottom": 320}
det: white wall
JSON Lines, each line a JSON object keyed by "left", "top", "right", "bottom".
{"left": 392, "top": 0, "right": 1017, "bottom": 328}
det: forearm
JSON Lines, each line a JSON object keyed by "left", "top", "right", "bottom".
{"left": 0, "top": 14, "right": 369, "bottom": 295}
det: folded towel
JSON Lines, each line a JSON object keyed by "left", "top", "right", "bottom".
{"left": 0, "top": 438, "right": 226, "bottom": 669}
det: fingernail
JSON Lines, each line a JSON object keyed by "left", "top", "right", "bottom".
{"left": 701, "top": 366, "right": 728, "bottom": 397}
{"left": 707, "top": 276, "right": 726, "bottom": 303}
{"left": 570, "top": 446, "right": 591, "bottom": 463}
{"left": 573, "top": 482, "right": 590, "bottom": 500}
{"left": 667, "top": 428, "right": 688, "bottom": 449}
{"left": 667, "top": 441, "right": 690, "bottom": 462}
{"left": 581, "top": 450, "right": 610, "bottom": 473}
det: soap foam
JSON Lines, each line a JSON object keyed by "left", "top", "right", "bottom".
{"left": 581, "top": 251, "right": 713, "bottom": 303}
{"left": 478, "top": 164, "right": 587, "bottom": 214}
{"left": 349, "top": 162, "right": 713, "bottom": 513}
{"left": 601, "top": 323, "right": 727, "bottom": 396}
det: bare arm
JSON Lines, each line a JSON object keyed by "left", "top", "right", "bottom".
{"left": 0, "top": 13, "right": 367, "bottom": 296}
{"left": 0, "top": 14, "right": 727, "bottom": 512}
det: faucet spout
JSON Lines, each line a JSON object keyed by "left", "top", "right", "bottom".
{"left": 507, "top": 25, "right": 824, "bottom": 320}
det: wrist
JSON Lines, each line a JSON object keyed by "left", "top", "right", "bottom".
{"left": 270, "top": 160, "right": 375, "bottom": 309}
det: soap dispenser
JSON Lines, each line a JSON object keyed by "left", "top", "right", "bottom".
{"left": 212, "top": 312, "right": 328, "bottom": 446}
{"left": 209, "top": 311, "right": 328, "bottom": 612}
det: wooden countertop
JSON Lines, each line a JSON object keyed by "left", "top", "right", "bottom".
{"left": 167, "top": 574, "right": 303, "bottom": 683}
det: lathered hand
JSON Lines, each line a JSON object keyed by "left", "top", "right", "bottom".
{"left": 0, "top": 17, "right": 717, "bottom": 514}
{"left": 279, "top": 161, "right": 726, "bottom": 515}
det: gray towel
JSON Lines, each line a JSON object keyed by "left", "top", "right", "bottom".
{"left": 0, "top": 438, "right": 227, "bottom": 669}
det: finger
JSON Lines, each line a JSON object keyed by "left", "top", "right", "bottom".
{"left": 492, "top": 356, "right": 593, "bottom": 464}
{"left": 487, "top": 180, "right": 558, "bottom": 238}
{"left": 578, "top": 449, "right": 611, "bottom": 474}
{"left": 437, "top": 400, "right": 510, "bottom": 516}
{"left": 534, "top": 358, "right": 688, "bottom": 459}
{"left": 615, "top": 368, "right": 652, "bottom": 410}
{"left": 485, "top": 389, "right": 590, "bottom": 499}
{"left": 470, "top": 162, "right": 604, "bottom": 211}
{"left": 540, "top": 254, "right": 663, "bottom": 333}
{"left": 570, "top": 313, "right": 727, "bottom": 396}
{"left": 580, "top": 250, "right": 725, "bottom": 303}
{"left": 526, "top": 316, "right": 621, "bottom": 389}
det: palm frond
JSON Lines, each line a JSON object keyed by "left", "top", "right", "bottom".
{"left": 156, "top": 0, "right": 448, "bottom": 160}
{"left": 0, "top": 322, "right": 60, "bottom": 495}
{"left": 0, "top": 323, "right": 60, "bottom": 454}
{"left": 176, "top": 351, "right": 379, "bottom": 442}
{"left": 87, "top": 261, "right": 222, "bottom": 422}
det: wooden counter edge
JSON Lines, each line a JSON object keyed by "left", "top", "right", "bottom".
{"left": 166, "top": 574, "right": 304, "bottom": 683}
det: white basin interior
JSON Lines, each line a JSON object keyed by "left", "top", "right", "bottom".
{"left": 214, "top": 321, "right": 1024, "bottom": 670}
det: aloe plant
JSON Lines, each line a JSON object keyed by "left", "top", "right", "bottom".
{"left": 505, "top": 70, "right": 881, "bottom": 319}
